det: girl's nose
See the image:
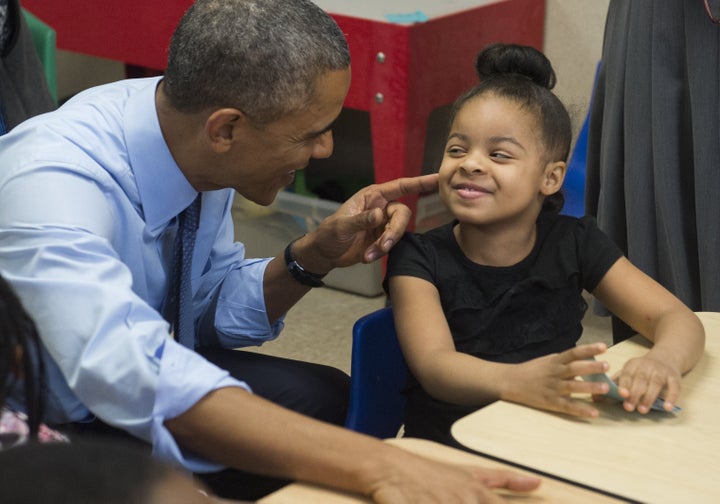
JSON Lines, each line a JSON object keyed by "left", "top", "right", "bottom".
{"left": 460, "top": 156, "right": 485, "bottom": 174}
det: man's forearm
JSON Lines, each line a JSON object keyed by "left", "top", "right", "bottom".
{"left": 164, "top": 387, "right": 387, "bottom": 495}
{"left": 262, "top": 253, "right": 314, "bottom": 323}
{"left": 165, "top": 387, "right": 543, "bottom": 502}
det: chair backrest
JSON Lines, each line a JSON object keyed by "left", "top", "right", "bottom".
{"left": 561, "top": 60, "right": 601, "bottom": 218}
{"left": 22, "top": 8, "right": 58, "bottom": 104}
{"left": 344, "top": 307, "right": 408, "bottom": 438}
{"left": 562, "top": 110, "right": 589, "bottom": 218}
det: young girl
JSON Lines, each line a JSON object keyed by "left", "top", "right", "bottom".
{"left": 385, "top": 43, "right": 705, "bottom": 446}
{"left": 0, "top": 274, "right": 67, "bottom": 449}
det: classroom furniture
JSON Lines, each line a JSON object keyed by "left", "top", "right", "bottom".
{"left": 451, "top": 312, "right": 720, "bottom": 504}
{"left": 561, "top": 107, "right": 589, "bottom": 217}
{"left": 19, "top": 0, "right": 545, "bottom": 217}
{"left": 344, "top": 307, "right": 407, "bottom": 438}
{"left": 22, "top": 8, "right": 57, "bottom": 103}
{"left": 258, "top": 437, "right": 624, "bottom": 503}
{"left": 561, "top": 61, "right": 601, "bottom": 218}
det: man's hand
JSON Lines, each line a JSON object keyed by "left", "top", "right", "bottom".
{"left": 368, "top": 446, "right": 541, "bottom": 504}
{"left": 292, "top": 174, "right": 439, "bottom": 273}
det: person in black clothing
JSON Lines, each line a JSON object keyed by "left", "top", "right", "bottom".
{"left": 0, "top": 0, "right": 55, "bottom": 134}
{"left": 585, "top": 0, "right": 720, "bottom": 343}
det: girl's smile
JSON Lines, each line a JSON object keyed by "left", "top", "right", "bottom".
{"left": 452, "top": 181, "right": 494, "bottom": 199}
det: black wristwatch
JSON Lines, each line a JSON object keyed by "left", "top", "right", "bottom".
{"left": 284, "top": 236, "right": 327, "bottom": 288}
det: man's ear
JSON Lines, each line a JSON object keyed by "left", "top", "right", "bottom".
{"left": 205, "top": 108, "right": 246, "bottom": 153}
{"left": 541, "top": 161, "right": 567, "bottom": 196}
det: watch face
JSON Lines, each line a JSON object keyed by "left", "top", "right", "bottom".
{"left": 285, "top": 239, "right": 325, "bottom": 287}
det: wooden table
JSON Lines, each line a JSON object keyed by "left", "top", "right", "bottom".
{"left": 258, "top": 437, "right": 624, "bottom": 503}
{"left": 451, "top": 312, "right": 720, "bottom": 504}
{"left": 20, "top": 0, "right": 544, "bottom": 218}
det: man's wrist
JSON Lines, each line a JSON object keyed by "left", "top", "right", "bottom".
{"left": 284, "top": 236, "right": 329, "bottom": 288}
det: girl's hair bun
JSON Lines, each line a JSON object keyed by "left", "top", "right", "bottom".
{"left": 475, "top": 43, "right": 556, "bottom": 90}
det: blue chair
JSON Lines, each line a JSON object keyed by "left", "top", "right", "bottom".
{"left": 561, "top": 61, "right": 601, "bottom": 218}
{"left": 344, "top": 307, "right": 408, "bottom": 438}
{"left": 562, "top": 111, "right": 589, "bottom": 217}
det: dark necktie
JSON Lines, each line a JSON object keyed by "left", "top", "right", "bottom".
{"left": 166, "top": 195, "right": 201, "bottom": 349}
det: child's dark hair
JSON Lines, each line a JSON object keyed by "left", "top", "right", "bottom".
{"left": 0, "top": 274, "right": 46, "bottom": 438}
{"left": 450, "top": 43, "right": 572, "bottom": 214}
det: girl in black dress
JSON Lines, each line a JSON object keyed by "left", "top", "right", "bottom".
{"left": 386, "top": 43, "right": 705, "bottom": 446}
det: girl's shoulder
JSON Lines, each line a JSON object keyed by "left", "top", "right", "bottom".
{"left": 539, "top": 211, "right": 593, "bottom": 228}
{"left": 417, "top": 219, "right": 457, "bottom": 240}
{"left": 394, "top": 220, "right": 456, "bottom": 254}
{"left": 538, "top": 213, "right": 606, "bottom": 243}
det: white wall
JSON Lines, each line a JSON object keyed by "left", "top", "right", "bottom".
{"left": 544, "top": 0, "right": 610, "bottom": 136}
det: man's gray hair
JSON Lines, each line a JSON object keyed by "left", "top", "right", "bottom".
{"left": 163, "top": 0, "right": 350, "bottom": 124}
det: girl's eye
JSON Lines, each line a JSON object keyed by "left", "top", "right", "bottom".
{"left": 490, "top": 151, "right": 511, "bottom": 159}
{"left": 445, "top": 146, "right": 466, "bottom": 155}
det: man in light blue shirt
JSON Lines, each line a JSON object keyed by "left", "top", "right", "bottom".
{"left": 0, "top": 0, "right": 541, "bottom": 502}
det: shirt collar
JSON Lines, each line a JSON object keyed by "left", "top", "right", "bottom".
{"left": 125, "top": 77, "right": 198, "bottom": 231}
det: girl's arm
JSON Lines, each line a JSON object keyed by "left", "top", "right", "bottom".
{"left": 591, "top": 257, "right": 705, "bottom": 413}
{"left": 389, "top": 275, "right": 610, "bottom": 418}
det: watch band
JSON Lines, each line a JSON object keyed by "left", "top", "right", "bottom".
{"left": 284, "top": 236, "right": 326, "bottom": 288}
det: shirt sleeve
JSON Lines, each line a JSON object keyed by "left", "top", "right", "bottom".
{"left": 214, "top": 253, "right": 285, "bottom": 347}
{"left": 193, "top": 192, "right": 286, "bottom": 348}
{"left": 152, "top": 340, "right": 250, "bottom": 472}
{"left": 384, "top": 231, "right": 437, "bottom": 292}
{"left": 577, "top": 216, "right": 624, "bottom": 291}
{"left": 0, "top": 170, "right": 250, "bottom": 472}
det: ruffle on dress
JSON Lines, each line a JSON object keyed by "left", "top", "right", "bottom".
{"left": 447, "top": 275, "right": 587, "bottom": 362}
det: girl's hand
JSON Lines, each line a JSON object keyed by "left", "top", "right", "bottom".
{"left": 613, "top": 356, "right": 682, "bottom": 413}
{"left": 501, "top": 343, "right": 610, "bottom": 418}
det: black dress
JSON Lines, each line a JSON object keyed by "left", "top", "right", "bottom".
{"left": 385, "top": 213, "right": 622, "bottom": 445}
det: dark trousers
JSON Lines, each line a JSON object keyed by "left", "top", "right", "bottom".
{"left": 611, "top": 315, "right": 636, "bottom": 344}
{"left": 402, "top": 387, "right": 476, "bottom": 451}
{"left": 195, "top": 348, "right": 350, "bottom": 500}
{"left": 67, "top": 348, "right": 350, "bottom": 501}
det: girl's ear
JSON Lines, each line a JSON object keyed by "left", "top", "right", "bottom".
{"left": 541, "top": 161, "right": 567, "bottom": 195}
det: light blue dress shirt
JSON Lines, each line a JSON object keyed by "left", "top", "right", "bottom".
{"left": 0, "top": 77, "right": 286, "bottom": 471}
